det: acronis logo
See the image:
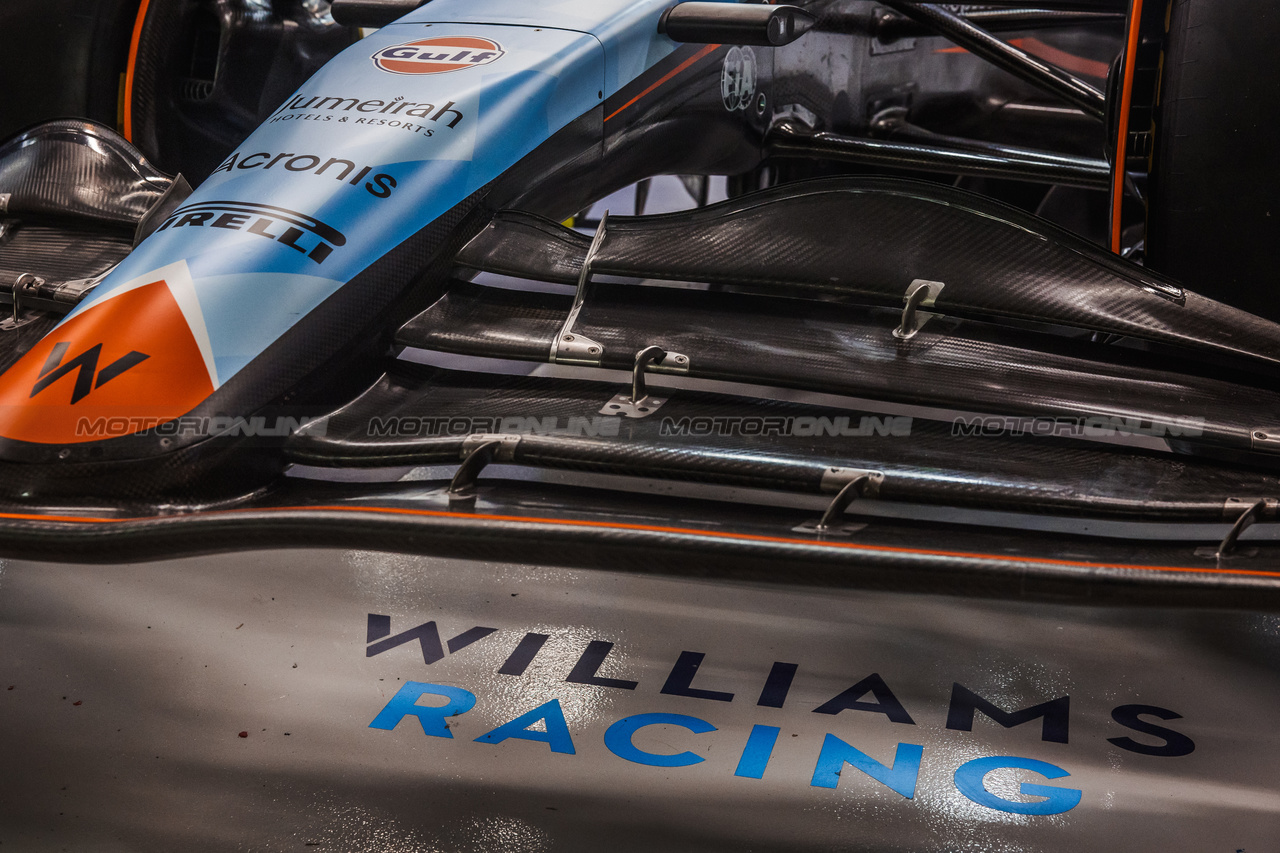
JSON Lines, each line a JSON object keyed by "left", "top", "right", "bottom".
{"left": 211, "top": 151, "right": 398, "bottom": 199}
{"left": 372, "top": 36, "right": 505, "bottom": 75}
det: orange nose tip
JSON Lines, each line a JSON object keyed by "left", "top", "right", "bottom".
{"left": 0, "top": 279, "right": 215, "bottom": 445}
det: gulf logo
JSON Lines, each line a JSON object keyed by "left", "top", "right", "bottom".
{"left": 372, "top": 36, "right": 505, "bottom": 75}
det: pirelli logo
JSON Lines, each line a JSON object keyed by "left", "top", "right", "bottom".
{"left": 156, "top": 200, "right": 347, "bottom": 265}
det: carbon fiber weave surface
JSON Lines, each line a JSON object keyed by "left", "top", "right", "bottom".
{"left": 400, "top": 280, "right": 1280, "bottom": 458}
{"left": 287, "top": 366, "right": 1280, "bottom": 519}
{"left": 456, "top": 210, "right": 590, "bottom": 284}
{"left": 0, "top": 226, "right": 133, "bottom": 287}
{"left": 0, "top": 121, "right": 172, "bottom": 226}
{"left": 453, "top": 178, "right": 1280, "bottom": 369}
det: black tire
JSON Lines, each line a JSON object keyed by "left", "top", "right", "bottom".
{"left": 0, "top": 0, "right": 142, "bottom": 142}
{"left": 128, "top": 0, "right": 360, "bottom": 184}
{"left": 1147, "top": 0, "right": 1280, "bottom": 320}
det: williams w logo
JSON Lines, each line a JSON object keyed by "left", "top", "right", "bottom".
{"left": 29, "top": 342, "right": 150, "bottom": 404}
{"left": 366, "top": 614, "right": 497, "bottom": 665}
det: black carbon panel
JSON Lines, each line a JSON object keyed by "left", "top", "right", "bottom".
{"left": 2, "top": 497, "right": 1278, "bottom": 609}
{"left": 402, "top": 282, "right": 564, "bottom": 360}
{"left": 0, "top": 121, "right": 172, "bottom": 226}
{"left": 0, "top": 313, "right": 60, "bottom": 380}
{"left": 399, "top": 281, "right": 1280, "bottom": 457}
{"left": 0, "top": 224, "right": 133, "bottom": 285}
{"left": 455, "top": 179, "right": 1280, "bottom": 369}
{"left": 288, "top": 366, "right": 1280, "bottom": 519}
{"left": 455, "top": 210, "right": 590, "bottom": 284}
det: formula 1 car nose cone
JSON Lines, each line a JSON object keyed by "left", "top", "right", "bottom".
{"left": 372, "top": 36, "right": 505, "bottom": 75}
{"left": 0, "top": 262, "right": 217, "bottom": 445}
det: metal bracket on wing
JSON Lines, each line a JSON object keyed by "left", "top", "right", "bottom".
{"left": 1193, "top": 497, "right": 1279, "bottom": 559}
{"left": 794, "top": 467, "right": 886, "bottom": 536}
{"left": 549, "top": 211, "right": 608, "bottom": 366}
{"left": 460, "top": 433, "right": 521, "bottom": 462}
{"left": 821, "top": 466, "right": 885, "bottom": 497}
{"left": 449, "top": 436, "right": 521, "bottom": 509}
{"left": 1216, "top": 498, "right": 1273, "bottom": 559}
{"left": 1251, "top": 429, "right": 1280, "bottom": 454}
{"left": 0, "top": 265, "right": 110, "bottom": 328}
{"left": 1, "top": 273, "right": 46, "bottom": 330}
{"left": 601, "top": 345, "right": 689, "bottom": 418}
{"left": 893, "top": 279, "right": 945, "bottom": 340}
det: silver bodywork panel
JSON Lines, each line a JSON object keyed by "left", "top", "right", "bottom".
{"left": 1, "top": 549, "right": 1277, "bottom": 850}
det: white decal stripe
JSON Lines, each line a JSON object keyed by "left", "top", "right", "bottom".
{"left": 161, "top": 261, "right": 221, "bottom": 390}
{"left": 71, "top": 260, "right": 187, "bottom": 312}
{"left": 70, "top": 259, "right": 221, "bottom": 389}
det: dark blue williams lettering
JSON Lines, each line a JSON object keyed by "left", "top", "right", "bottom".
{"left": 365, "top": 613, "right": 497, "bottom": 665}
{"left": 499, "top": 632, "right": 549, "bottom": 676}
{"left": 566, "top": 640, "right": 638, "bottom": 690}
{"left": 757, "top": 661, "right": 798, "bottom": 708}
{"left": 1107, "top": 704, "right": 1194, "bottom": 757}
{"left": 813, "top": 673, "right": 916, "bottom": 724}
{"left": 946, "top": 683, "right": 1069, "bottom": 744}
{"left": 660, "top": 651, "right": 734, "bottom": 702}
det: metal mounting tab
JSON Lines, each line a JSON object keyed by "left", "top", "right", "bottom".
{"left": 448, "top": 438, "right": 510, "bottom": 508}
{"left": 820, "top": 466, "right": 885, "bottom": 499}
{"left": 600, "top": 345, "right": 685, "bottom": 418}
{"left": 893, "top": 279, "right": 945, "bottom": 340}
{"left": 550, "top": 212, "right": 608, "bottom": 366}
{"left": 2, "top": 274, "right": 46, "bottom": 330}
{"left": 817, "top": 475, "right": 870, "bottom": 531}
{"left": 460, "top": 433, "right": 520, "bottom": 463}
{"left": 1222, "top": 496, "right": 1280, "bottom": 521}
{"left": 1214, "top": 498, "right": 1274, "bottom": 559}
{"left": 631, "top": 346, "right": 680, "bottom": 402}
{"left": 1250, "top": 429, "right": 1280, "bottom": 453}
{"left": 1193, "top": 498, "right": 1278, "bottom": 560}
{"left": 796, "top": 468, "right": 885, "bottom": 537}
{"left": 601, "top": 391, "right": 666, "bottom": 418}
{"left": 556, "top": 331, "right": 605, "bottom": 362}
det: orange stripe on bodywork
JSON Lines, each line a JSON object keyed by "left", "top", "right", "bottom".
{"left": 934, "top": 38, "right": 1110, "bottom": 79}
{"left": 0, "top": 503, "right": 1274, "bottom": 581}
{"left": 604, "top": 43, "right": 722, "bottom": 123}
{"left": 1111, "top": 0, "right": 1145, "bottom": 253}
{"left": 122, "top": 0, "right": 153, "bottom": 143}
